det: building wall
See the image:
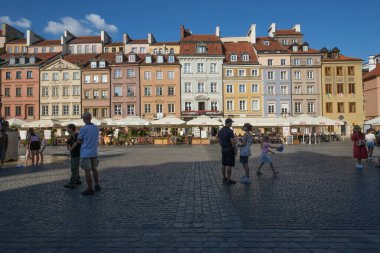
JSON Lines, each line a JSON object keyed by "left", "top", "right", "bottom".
{"left": 125, "top": 44, "right": 149, "bottom": 54}
{"left": 28, "top": 46, "right": 62, "bottom": 54}
{"left": 148, "top": 45, "right": 180, "bottom": 54}
{"left": 363, "top": 76, "right": 380, "bottom": 119}
{"left": 1, "top": 67, "right": 40, "bottom": 120}
{"left": 68, "top": 44, "right": 102, "bottom": 54}
{"left": 40, "top": 60, "right": 82, "bottom": 120}
{"left": 6, "top": 42, "right": 27, "bottom": 54}
{"left": 139, "top": 64, "right": 181, "bottom": 120}
{"left": 222, "top": 65, "right": 262, "bottom": 117}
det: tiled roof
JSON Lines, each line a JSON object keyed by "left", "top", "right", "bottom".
{"left": 105, "top": 42, "right": 124, "bottom": 46}
{"left": 322, "top": 54, "right": 362, "bottom": 62}
{"left": 223, "top": 41, "right": 258, "bottom": 64}
{"left": 254, "top": 37, "right": 288, "bottom": 52}
{"left": 63, "top": 53, "right": 98, "bottom": 66}
{"left": 181, "top": 34, "right": 221, "bottom": 42}
{"left": 274, "top": 29, "right": 303, "bottom": 36}
{"left": 32, "top": 40, "right": 61, "bottom": 46}
{"left": 363, "top": 64, "right": 380, "bottom": 81}
{"left": 127, "top": 39, "right": 148, "bottom": 44}
{"left": 69, "top": 36, "right": 101, "bottom": 44}
{"left": 0, "top": 52, "right": 60, "bottom": 66}
{"left": 6, "top": 38, "right": 26, "bottom": 44}
{"left": 152, "top": 42, "right": 180, "bottom": 46}
{"left": 180, "top": 34, "right": 223, "bottom": 55}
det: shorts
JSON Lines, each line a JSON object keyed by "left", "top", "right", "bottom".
{"left": 222, "top": 150, "right": 235, "bottom": 167}
{"left": 80, "top": 157, "right": 99, "bottom": 170}
{"left": 239, "top": 156, "right": 249, "bottom": 165}
{"left": 259, "top": 153, "right": 272, "bottom": 164}
{"left": 0, "top": 149, "right": 6, "bottom": 160}
{"left": 367, "top": 142, "right": 375, "bottom": 148}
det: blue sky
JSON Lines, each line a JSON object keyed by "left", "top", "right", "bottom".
{"left": 1, "top": 0, "right": 378, "bottom": 61}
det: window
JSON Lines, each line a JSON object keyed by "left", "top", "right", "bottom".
{"left": 33, "top": 48, "right": 38, "bottom": 53}
{"left": 251, "top": 84, "right": 258, "bottom": 93}
{"left": 226, "top": 100, "right": 233, "bottom": 111}
{"left": 307, "top": 102, "right": 315, "bottom": 113}
{"left": 127, "top": 86, "right": 134, "bottom": 96}
{"left": 127, "top": 69, "right": 135, "bottom": 78}
{"left": 114, "top": 105, "right": 122, "bottom": 115}
{"left": 168, "top": 55, "right": 175, "bottom": 63}
{"left": 267, "top": 71, "right": 274, "bottom": 80}
{"left": 325, "top": 67, "right": 331, "bottom": 76}
{"left": 168, "top": 86, "right": 175, "bottom": 96}
{"left": 281, "top": 103, "right": 289, "bottom": 113}
{"left": 280, "top": 86, "right": 288, "bottom": 94}
{"left": 16, "top": 71, "right": 21, "bottom": 79}
{"left": 239, "top": 84, "right": 246, "bottom": 93}
{"left": 303, "top": 46, "right": 309, "bottom": 51}
{"left": 184, "top": 82, "right": 192, "bottom": 93}
{"left": 156, "top": 71, "right": 163, "bottom": 80}
{"left": 27, "top": 71, "right": 33, "bottom": 79}
{"left": 226, "top": 70, "right": 233, "bottom": 77}
{"left": 16, "top": 87, "right": 21, "bottom": 97}
{"left": 184, "top": 63, "right": 191, "bottom": 73}
{"left": 114, "top": 69, "right": 122, "bottom": 78}
{"left": 102, "top": 74, "right": 107, "bottom": 83}
{"left": 63, "top": 105, "right": 69, "bottom": 115}
{"left": 5, "top": 72, "right": 11, "bottom": 79}
{"left": 52, "top": 87, "right": 58, "bottom": 96}
{"left": 146, "top": 56, "right": 152, "bottom": 63}
{"left": 268, "top": 59, "right": 273, "bottom": 66}
{"left": 294, "top": 59, "right": 300, "bottom": 65}
{"left": 325, "top": 84, "right": 332, "bottom": 94}
{"left": 168, "top": 104, "right": 175, "bottom": 113}
{"left": 264, "top": 40, "right": 270, "bottom": 46}
{"left": 326, "top": 102, "right": 333, "bottom": 113}
{"left": 196, "top": 45, "right": 206, "bottom": 53}
{"left": 63, "top": 72, "right": 69, "bottom": 81}
{"left": 226, "top": 84, "right": 233, "bottom": 93}
{"left": 211, "top": 102, "right": 218, "bottom": 111}
{"left": 101, "top": 108, "right": 108, "bottom": 117}
{"left": 337, "top": 83, "right": 344, "bottom": 94}
{"left": 210, "top": 82, "right": 217, "bottom": 93}
{"left": 267, "top": 86, "right": 275, "bottom": 95}
{"left": 197, "top": 82, "right": 205, "bottom": 93}
{"left": 242, "top": 54, "right": 249, "bottom": 61}
{"left": 144, "top": 104, "right": 151, "bottom": 113}
{"left": 93, "top": 75, "right": 99, "bottom": 83}
{"left": 144, "top": 71, "right": 151, "bottom": 80}
{"left": 252, "top": 100, "right": 260, "bottom": 111}
{"left": 42, "top": 87, "right": 49, "bottom": 96}
{"left": 85, "top": 75, "right": 90, "bottom": 84}
{"left": 144, "top": 87, "right": 151, "bottom": 96}
{"left": 337, "top": 102, "right": 344, "bottom": 113}
{"left": 307, "top": 71, "right": 314, "bottom": 79}
{"left": 197, "top": 63, "right": 205, "bottom": 73}
{"left": 238, "top": 70, "right": 246, "bottom": 76}
{"left": 84, "top": 91, "right": 90, "bottom": 99}
{"left": 53, "top": 73, "right": 59, "bottom": 81}
{"left": 27, "top": 87, "right": 33, "bottom": 97}
{"left": 85, "top": 45, "right": 89, "bottom": 53}
{"left": 41, "top": 105, "right": 49, "bottom": 116}
{"left": 281, "top": 59, "right": 286, "bottom": 66}
{"left": 307, "top": 86, "right": 314, "bottom": 94}
{"left": 349, "top": 102, "right": 356, "bottom": 113}
{"left": 63, "top": 87, "right": 69, "bottom": 96}
{"left": 114, "top": 87, "right": 121, "bottom": 96}
{"left": 127, "top": 105, "right": 135, "bottom": 115}
{"left": 156, "top": 104, "right": 163, "bottom": 113}
{"left": 101, "top": 91, "right": 107, "bottom": 99}
{"left": 230, "top": 54, "right": 237, "bottom": 62}
{"left": 268, "top": 104, "right": 275, "bottom": 114}
{"left": 336, "top": 67, "right": 343, "bottom": 76}
{"left": 156, "top": 86, "right": 163, "bottom": 96}
{"left": 69, "top": 46, "right": 74, "bottom": 53}
{"left": 167, "top": 71, "right": 174, "bottom": 79}
{"left": 131, "top": 47, "right": 137, "bottom": 53}
{"left": 306, "top": 58, "right": 313, "bottom": 65}
{"left": 15, "top": 106, "right": 21, "bottom": 116}
{"left": 73, "top": 86, "right": 80, "bottom": 96}
{"left": 73, "top": 105, "right": 80, "bottom": 115}
{"left": 5, "top": 88, "right": 10, "bottom": 97}
{"left": 280, "top": 71, "right": 287, "bottom": 80}
{"left": 93, "top": 108, "right": 99, "bottom": 117}
{"left": 52, "top": 105, "right": 59, "bottom": 115}
{"left": 348, "top": 66, "right": 355, "bottom": 76}
{"left": 251, "top": 69, "right": 258, "bottom": 76}
{"left": 239, "top": 100, "right": 246, "bottom": 111}
{"left": 348, "top": 83, "right": 355, "bottom": 94}
{"left": 295, "top": 86, "right": 302, "bottom": 94}
{"left": 185, "top": 102, "right": 192, "bottom": 111}
{"left": 294, "top": 71, "right": 301, "bottom": 79}
{"left": 294, "top": 102, "right": 301, "bottom": 113}
{"left": 210, "top": 63, "right": 217, "bottom": 73}
{"left": 4, "top": 107, "right": 10, "bottom": 117}
{"left": 41, "top": 73, "right": 48, "bottom": 81}
{"left": 116, "top": 55, "right": 123, "bottom": 63}
{"left": 282, "top": 40, "right": 289, "bottom": 46}
{"left": 22, "top": 46, "right": 27, "bottom": 53}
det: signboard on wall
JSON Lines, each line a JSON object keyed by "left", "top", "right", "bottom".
{"left": 20, "top": 130, "right": 27, "bottom": 140}
{"left": 44, "top": 130, "right": 52, "bottom": 140}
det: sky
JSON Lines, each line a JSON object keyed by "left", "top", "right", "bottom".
{"left": 1, "top": 0, "right": 379, "bottom": 62}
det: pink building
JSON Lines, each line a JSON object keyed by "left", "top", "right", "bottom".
{"left": 363, "top": 63, "right": 380, "bottom": 119}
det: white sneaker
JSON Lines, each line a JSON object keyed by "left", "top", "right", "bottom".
{"left": 355, "top": 163, "right": 363, "bottom": 169}
{"left": 240, "top": 176, "right": 252, "bottom": 183}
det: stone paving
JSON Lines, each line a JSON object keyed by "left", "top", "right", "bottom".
{"left": 0, "top": 141, "right": 379, "bottom": 252}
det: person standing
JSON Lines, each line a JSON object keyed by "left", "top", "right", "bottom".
{"left": 78, "top": 112, "right": 101, "bottom": 195}
{"left": 365, "top": 129, "right": 376, "bottom": 160}
{"left": 64, "top": 124, "right": 82, "bottom": 189}
{"left": 0, "top": 129, "right": 8, "bottom": 169}
{"left": 38, "top": 136, "right": 47, "bottom": 165}
{"left": 217, "top": 118, "right": 237, "bottom": 184}
{"left": 28, "top": 128, "right": 41, "bottom": 167}
{"left": 351, "top": 125, "right": 367, "bottom": 169}
{"left": 237, "top": 123, "right": 253, "bottom": 183}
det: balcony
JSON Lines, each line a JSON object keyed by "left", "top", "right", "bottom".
{"left": 181, "top": 110, "right": 222, "bottom": 117}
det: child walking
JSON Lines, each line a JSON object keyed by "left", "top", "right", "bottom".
{"left": 256, "top": 135, "right": 279, "bottom": 176}
{"left": 237, "top": 123, "right": 253, "bottom": 183}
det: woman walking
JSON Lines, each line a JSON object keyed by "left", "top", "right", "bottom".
{"left": 28, "top": 128, "right": 41, "bottom": 166}
{"left": 351, "top": 125, "right": 367, "bottom": 169}
{"left": 237, "top": 123, "right": 253, "bottom": 183}
{"left": 365, "top": 129, "right": 376, "bottom": 160}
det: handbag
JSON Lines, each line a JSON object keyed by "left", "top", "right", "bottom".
{"left": 356, "top": 140, "right": 365, "bottom": 147}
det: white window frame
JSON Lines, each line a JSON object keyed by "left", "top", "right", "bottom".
{"left": 239, "top": 84, "right": 246, "bottom": 93}
{"left": 268, "top": 103, "right": 275, "bottom": 114}
{"left": 307, "top": 102, "right": 315, "bottom": 113}
{"left": 239, "top": 100, "right": 247, "bottom": 111}
{"left": 226, "top": 100, "right": 233, "bottom": 111}
{"left": 251, "top": 84, "right": 258, "bottom": 93}
{"left": 226, "top": 84, "right": 233, "bottom": 94}
{"left": 267, "top": 71, "right": 274, "bottom": 80}
{"left": 267, "top": 86, "right": 275, "bottom": 95}
{"left": 252, "top": 100, "right": 260, "bottom": 111}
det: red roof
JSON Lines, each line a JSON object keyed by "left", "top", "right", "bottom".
{"left": 254, "top": 37, "right": 288, "bottom": 52}
{"left": 0, "top": 52, "right": 60, "bottom": 66}
{"left": 6, "top": 38, "right": 26, "bottom": 44}
{"left": 223, "top": 41, "right": 258, "bottom": 64}
{"left": 69, "top": 36, "right": 101, "bottom": 44}
{"left": 32, "top": 40, "right": 61, "bottom": 46}
{"left": 127, "top": 39, "right": 148, "bottom": 44}
{"left": 181, "top": 34, "right": 221, "bottom": 42}
{"left": 105, "top": 42, "right": 124, "bottom": 46}
{"left": 63, "top": 53, "right": 98, "bottom": 66}
{"left": 274, "top": 29, "right": 303, "bottom": 36}
{"left": 363, "top": 64, "right": 380, "bottom": 81}
{"left": 322, "top": 54, "right": 362, "bottom": 62}
{"left": 152, "top": 41, "right": 180, "bottom": 46}
{"left": 180, "top": 34, "right": 223, "bottom": 55}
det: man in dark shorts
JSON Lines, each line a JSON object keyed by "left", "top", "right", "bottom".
{"left": 217, "top": 118, "right": 237, "bottom": 184}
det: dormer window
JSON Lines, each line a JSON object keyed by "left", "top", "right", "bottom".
{"left": 19, "top": 57, "right": 26, "bottom": 64}
{"left": 91, "top": 61, "right": 97, "bottom": 68}
{"left": 292, "top": 46, "right": 298, "bottom": 52}
{"left": 230, "top": 54, "right": 237, "bottom": 62}
{"left": 282, "top": 40, "right": 289, "bottom": 46}
{"left": 99, "top": 61, "right": 106, "bottom": 68}
{"left": 29, "top": 56, "right": 35, "bottom": 64}
{"left": 168, "top": 55, "right": 175, "bottom": 64}
{"left": 242, "top": 54, "right": 249, "bottom": 61}
{"left": 145, "top": 55, "right": 152, "bottom": 64}
{"left": 292, "top": 39, "right": 297, "bottom": 43}
{"left": 116, "top": 55, "right": 123, "bottom": 63}
{"left": 9, "top": 58, "right": 15, "bottom": 65}
{"left": 153, "top": 48, "right": 158, "bottom": 55}
{"left": 159, "top": 48, "right": 163, "bottom": 54}
{"left": 264, "top": 40, "right": 270, "bottom": 46}
{"left": 157, "top": 55, "right": 164, "bottom": 63}
{"left": 128, "top": 54, "right": 136, "bottom": 63}
{"left": 303, "top": 46, "right": 308, "bottom": 51}
{"left": 169, "top": 48, "right": 174, "bottom": 54}
{"left": 196, "top": 45, "right": 206, "bottom": 53}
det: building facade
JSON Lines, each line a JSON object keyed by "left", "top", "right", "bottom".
{"left": 363, "top": 60, "right": 380, "bottom": 119}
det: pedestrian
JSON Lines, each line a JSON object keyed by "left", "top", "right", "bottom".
{"left": 0, "top": 129, "right": 8, "bottom": 169}
{"left": 365, "top": 129, "right": 376, "bottom": 160}
{"left": 256, "top": 135, "right": 279, "bottom": 176}
{"left": 351, "top": 125, "right": 367, "bottom": 169}
{"left": 27, "top": 128, "right": 41, "bottom": 166}
{"left": 64, "top": 124, "right": 82, "bottom": 189}
{"left": 38, "top": 135, "right": 47, "bottom": 165}
{"left": 237, "top": 123, "right": 253, "bottom": 183}
{"left": 78, "top": 112, "right": 101, "bottom": 195}
{"left": 217, "top": 118, "right": 237, "bottom": 184}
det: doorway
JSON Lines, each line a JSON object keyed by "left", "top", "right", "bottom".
{"left": 198, "top": 102, "right": 205, "bottom": 111}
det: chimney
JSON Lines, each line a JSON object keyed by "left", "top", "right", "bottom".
{"left": 123, "top": 33, "right": 130, "bottom": 44}
{"left": 215, "top": 26, "right": 220, "bottom": 37}
{"left": 369, "top": 56, "right": 376, "bottom": 72}
{"left": 268, "top": 23, "right": 276, "bottom": 37}
{"left": 148, "top": 33, "right": 156, "bottom": 44}
{"left": 247, "top": 24, "right": 256, "bottom": 43}
{"left": 293, "top": 24, "right": 301, "bottom": 32}
{"left": 180, "top": 25, "right": 185, "bottom": 39}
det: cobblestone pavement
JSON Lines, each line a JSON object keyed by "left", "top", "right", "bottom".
{"left": 0, "top": 141, "right": 379, "bottom": 253}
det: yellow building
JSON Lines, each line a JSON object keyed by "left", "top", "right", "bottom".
{"left": 321, "top": 47, "right": 364, "bottom": 134}
{"left": 222, "top": 41, "right": 262, "bottom": 118}
{"left": 148, "top": 42, "right": 180, "bottom": 55}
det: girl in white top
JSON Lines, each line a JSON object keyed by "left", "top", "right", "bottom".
{"left": 365, "top": 129, "right": 376, "bottom": 160}
{"left": 237, "top": 123, "right": 253, "bottom": 183}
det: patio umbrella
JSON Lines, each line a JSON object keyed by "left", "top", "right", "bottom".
{"left": 21, "top": 119, "right": 61, "bottom": 128}
{"left": 60, "top": 118, "right": 101, "bottom": 127}
{"left": 116, "top": 117, "right": 150, "bottom": 127}
{"left": 315, "top": 116, "right": 343, "bottom": 126}
{"left": 365, "top": 116, "right": 380, "bottom": 125}
{"left": 186, "top": 115, "right": 222, "bottom": 126}
{"left": 290, "top": 114, "right": 320, "bottom": 126}
{"left": 6, "top": 118, "right": 26, "bottom": 127}
{"left": 102, "top": 118, "right": 119, "bottom": 126}
{"left": 151, "top": 116, "right": 185, "bottom": 127}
